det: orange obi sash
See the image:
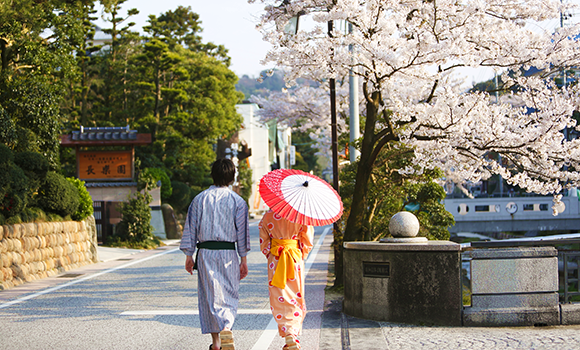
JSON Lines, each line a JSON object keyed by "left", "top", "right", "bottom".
{"left": 270, "top": 239, "right": 301, "bottom": 289}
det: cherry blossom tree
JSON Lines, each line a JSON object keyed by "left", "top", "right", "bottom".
{"left": 249, "top": 83, "right": 349, "bottom": 162}
{"left": 255, "top": 0, "right": 580, "bottom": 243}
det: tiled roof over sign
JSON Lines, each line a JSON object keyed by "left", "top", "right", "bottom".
{"left": 71, "top": 126, "right": 137, "bottom": 141}
{"left": 60, "top": 125, "right": 151, "bottom": 147}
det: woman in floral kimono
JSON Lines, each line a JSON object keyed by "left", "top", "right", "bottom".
{"left": 259, "top": 210, "right": 314, "bottom": 350}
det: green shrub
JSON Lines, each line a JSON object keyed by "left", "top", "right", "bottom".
{"left": 107, "top": 191, "right": 159, "bottom": 249}
{"left": 66, "top": 177, "right": 93, "bottom": 221}
{"left": 238, "top": 160, "right": 253, "bottom": 204}
{"left": 167, "top": 180, "right": 192, "bottom": 214}
{"left": 19, "top": 207, "right": 48, "bottom": 223}
{"left": 0, "top": 144, "right": 29, "bottom": 219}
{"left": 14, "top": 151, "right": 50, "bottom": 204}
{"left": 14, "top": 151, "right": 50, "bottom": 174}
{"left": 37, "top": 172, "right": 79, "bottom": 217}
{"left": 143, "top": 168, "right": 172, "bottom": 200}
{"left": 1, "top": 164, "right": 28, "bottom": 218}
{"left": 0, "top": 144, "right": 14, "bottom": 166}
{"left": 0, "top": 144, "right": 13, "bottom": 200}
{"left": 6, "top": 215, "right": 22, "bottom": 225}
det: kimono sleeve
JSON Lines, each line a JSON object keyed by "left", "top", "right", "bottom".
{"left": 234, "top": 195, "right": 250, "bottom": 257}
{"left": 258, "top": 218, "right": 272, "bottom": 259}
{"left": 299, "top": 225, "right": 315, "bottom": 260}
{"left": 179, "top": 199, "right": 198, "bottom": 256}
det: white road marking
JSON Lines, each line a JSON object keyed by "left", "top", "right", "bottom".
{"left": 1, "top": 225, "right": 332, "bottom": 350}
{"left": 250, "top": 318, "right": 280, "bottom": 350}
{"left": 250, "top": 226, "right": 331, "bottom": 350}
{"left": 0, "top": 247, "right": 180, "bottom": 310}
{"left": 121, "top": 308, "right": 272, "bottom": 316}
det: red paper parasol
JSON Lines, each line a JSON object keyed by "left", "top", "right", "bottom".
{"left": 259, "top": 169, "right": 343, "bottom": 226}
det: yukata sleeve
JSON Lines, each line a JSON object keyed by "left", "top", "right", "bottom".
{"left": 258, "top": 218, "right": 271, "bottom": 259}
{"left": 234, "top": 195, "right": 250, "bottom": 257}
{"left": 179, "top": 199, "right": 198, "bottom": 256}
{"left": 299, "top": 225, "right": 315, "bottom": 260}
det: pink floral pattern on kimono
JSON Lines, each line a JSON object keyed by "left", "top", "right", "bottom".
{"left": 259, "top": 210, "right": 314, "bottom": 337}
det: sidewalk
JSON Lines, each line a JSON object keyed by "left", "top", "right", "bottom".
{"left": 321, "top": 311, "right": 580, "bottom": 349}
{"left": 317, "top": 255, "right": 580, "bottom": 350}
{"left": 319, "top": 294, "right": 580, "bottom": 350}
{"left": 96, "top": 240, "right": 181, "bottom": 262}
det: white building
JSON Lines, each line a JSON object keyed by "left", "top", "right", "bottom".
{"left": 236, "top": 102, "right": 293, "bottom": 216}
{"left": 88, "top": 26, "right": 112, "bottom": 50}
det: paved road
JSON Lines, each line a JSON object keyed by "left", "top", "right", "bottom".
{"left": 5, "top": 218, "right": 580, "bottom": 350}
{"left": 0, "top": 220, "right": 332, "bottom": 350}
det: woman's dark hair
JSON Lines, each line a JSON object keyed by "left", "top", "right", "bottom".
{"left": 211, "top": 158, "right": 236, "bottom": 187}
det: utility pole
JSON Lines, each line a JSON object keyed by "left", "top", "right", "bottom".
{"left": 349, "top": 22, "right": 360, "bottom": 163}
{"left": 329, "top": 20, "right": 339, "bottom": 193}
{"left": 495, "top": 71, "right": 503, "bottom": 196}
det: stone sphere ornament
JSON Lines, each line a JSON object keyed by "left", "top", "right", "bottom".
{"left": 389, "top": 211, "right": 420, "bottom": 238}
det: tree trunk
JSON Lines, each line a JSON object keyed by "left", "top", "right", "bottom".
{"left": 334, "top": 90, "right": 381, "bottom": 287}
{"left": 152, "top": 65, "right": 162, "bottom": 140}
{"left": 343, "top": 90, "right": 381, "bottom": 242}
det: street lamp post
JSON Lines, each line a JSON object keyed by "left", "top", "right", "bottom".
{"left": 328, "top": 20, "right": 340, "bottom": 194}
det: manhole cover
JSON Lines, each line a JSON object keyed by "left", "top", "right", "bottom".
{"left": 58, "top": 274, "right": 84, "bottom": 278}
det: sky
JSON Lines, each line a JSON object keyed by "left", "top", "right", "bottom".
{"left": 94, "top": 0, "right": 272, "bottom": 78}
{"left": 94, "top": 0, "right": 580, "bottom": 85}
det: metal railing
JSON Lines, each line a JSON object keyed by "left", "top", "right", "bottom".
{"left": 561, "top": 251, "right": 580, "bottom": 303}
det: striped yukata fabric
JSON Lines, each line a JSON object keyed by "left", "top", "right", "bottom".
{"left": 180, "top": 185, "right": 250, "bottom": 334}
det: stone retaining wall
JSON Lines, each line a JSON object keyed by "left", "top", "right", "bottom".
{"left": 0, "top": 216, "right": 99, "bottom": 290}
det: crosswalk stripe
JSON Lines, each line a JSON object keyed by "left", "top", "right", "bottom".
{"left": 121, "top": 308, "right": 272, "bottom": 316}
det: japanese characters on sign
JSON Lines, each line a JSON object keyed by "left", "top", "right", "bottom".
{"left": 363, "top": 261, "right": 390, "bottom": 278}
{"left": 78, "top": 151, "right": 133, "bottom": 181}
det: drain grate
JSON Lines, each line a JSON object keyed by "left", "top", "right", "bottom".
{"left": 116, "top": 258, "right": 132, "bottom": 261}
{"left": 58, "top": 273, "right": 84, "bottom": 278}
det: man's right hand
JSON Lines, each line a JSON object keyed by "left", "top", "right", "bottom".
{"left": 239, "top": 256, "right": 248, "bottom": 280}
{"left": 185, "top": 255, "right": 194, "bottom": 275}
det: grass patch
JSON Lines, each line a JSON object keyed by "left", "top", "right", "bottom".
{"left": 104, "top": 236, "right": 162, "bottom": 250}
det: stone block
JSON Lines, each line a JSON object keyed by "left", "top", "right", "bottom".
{"left": 471, "top": 292, "right": 559, "bottom": 309}
{"left": 466, "top": 247, "right": 561, "bottom": 327}
{"left": 471, "top": 257, "right": 558, "bottom": 294}
{"left": 343, "top": 241, "right": 462, "bottom": 326}
{"left": 463, "top": 306, "right": 560, "bottom": 327}
{"left": 162, "top": 203, "right": 182, "bottom": 239}
{"left": 560, "top": 303, "right": 580, "bottom": 325}
{"left": 150, "top": 209, "right": 166, "bottom": 239}
{"left": 471, "top": 247, "right": 558, "bottom": 259}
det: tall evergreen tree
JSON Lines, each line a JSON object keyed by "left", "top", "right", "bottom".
{"left": 0, "top": 0, "right": 88, "bottom": 167}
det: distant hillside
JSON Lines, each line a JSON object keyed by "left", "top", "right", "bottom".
{"left": 236, "top": 69, "right": 318, "bottom": 99}
{"left": 236, "top": 69, "right": 286, "bottom": 99}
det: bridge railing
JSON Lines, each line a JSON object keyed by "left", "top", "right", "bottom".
{"left": 463, "top": 237, "right": 580, "bottom": 304}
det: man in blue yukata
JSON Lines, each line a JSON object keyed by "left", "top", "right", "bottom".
{"left": 180, "top": 158, "right": 250, "bottom": 350}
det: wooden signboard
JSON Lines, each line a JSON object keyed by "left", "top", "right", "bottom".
{"left": 77, "top": 150, "right": 133, "bottom": 181}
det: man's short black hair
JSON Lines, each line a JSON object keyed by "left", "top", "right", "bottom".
{"left": 211, "top": 158, "right": 236, "bottom": 187}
